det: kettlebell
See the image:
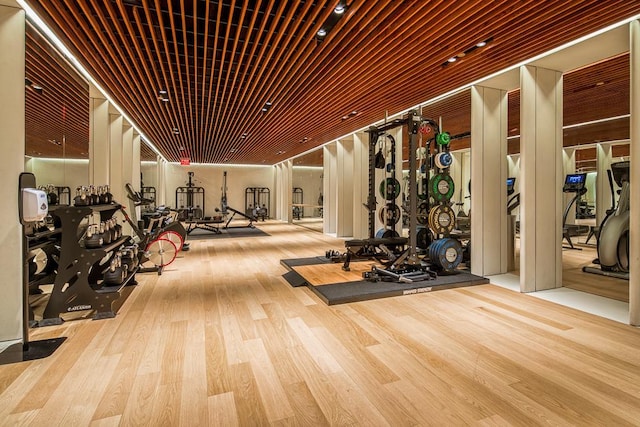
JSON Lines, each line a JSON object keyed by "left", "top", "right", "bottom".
{"left": 98, "top": 186, "right": 108, "bottom": 204}
{"left": 74, "top": 186, "right": 89, "bottom": 206}
{"left": 120, "top": 247, "right": 137, "bottom": 272}
{"left": 89, "top": 185, "right": 100, "bottom": 205}
{"left": 104, "top": 185, "right": 113, "bottom": 204}
{"left": 84, "top": 224, "right": 103, "bottom": 249}
{"left": 109, "top": 218, "right": 118, "bottom": 241}
{"left": 113, "top": 219, "right": 122, "bottom": 239}
{"left": 103, "top": 255, "right": 125, "bottom": 286}
{"left": 101, "top": 221, "right": 112, "bottom": 245}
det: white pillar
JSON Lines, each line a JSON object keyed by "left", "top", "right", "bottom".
{"left": 337, "top": 138, "right": 354, "bottom": 237}
{"left": 274, "top": 164, "right": 282, "bottom": 220}
{"left": 596, "top": 143, "right": 613, "bottom": 223}
{"left": 353, "top": 132, "right": 369, "bottom": 238}
{"left": 323, "top": 143, "right": 337, "bottom": 234}
{"left": 519, "top": 65, "right": 564, "bottom": 292}
{"left": 470, "top": 85, "right": 508, "bottom": 276}
{"left": 122, "top": 123, "right": 134, "bottom": 190}
{"left": 109, "top": 112, "right": 124, "bottom": 204}
{"left": 0, "top": 3, "right": 25, "bottom": 343}
{"left": 563, "top": 148, "right": 576, "bottom": 225}
{"left": 629, "top": 20, "right": 640, "bottom": 326}
{"left": 156, "top": 156, "right": 166, "bottom": 206}
{"left": 283, "top": 160, "right": 293, "bottom": 224}
{"left": 89, "top": 84, "right": 110, "bottom": 186}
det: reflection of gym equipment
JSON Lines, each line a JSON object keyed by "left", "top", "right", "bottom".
{"left": 141, "top": 186, "right": 156, "bottom": 209}
{"left": 176, "top": 172, "right": 205, "bottom": 220}
{"left": 39, "top": 185, "right": 71, "bottom": 206}
{"left": 506, "top": 177, "right": 520, "bottom": 215}
{"left": 583, "top": 161, "right": 629, "bottom": 279}
{"left": 292, "top": 187, "right": 303, "bottom": 219}
{"left": 562, "top": 173, "right": 589, "bottom": 250}
{"left": 245, "top": 187, "right": 270, "bottom": 221}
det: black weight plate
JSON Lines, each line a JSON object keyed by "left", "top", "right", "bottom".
{"left": 429, "top": 174, "right": 455, "bottom": 202}
{"left": 417, "top": 227, "right": 431, "bottom": 249}
{"left": 378, "top": 204, "right": 401, "bottom": 226}
{"left": 379, "top": 178, "right": 401, "bottom": 201}
{"left": 417, "top": 201, "right": 428, "bottom": 225}
{"left": 429, "top": 238, "right": 463, "bottom": 271}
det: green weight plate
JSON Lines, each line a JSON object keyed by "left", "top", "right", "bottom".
{"left": 429, "top": 174, "right": 455, "bottom": 202}
{"left": 436, "top": 132, "right": 451, "bottom": 145}
{"left": 378, "top": 203, "right": 401, "bottom": 226}
{"left": 379, "top": 177, "right": 401, "bottom": 201}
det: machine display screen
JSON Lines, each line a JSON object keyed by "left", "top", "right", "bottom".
{"left": 563, "top": 173, "right": 587, "bottom": 192}
{"left": 506, "top": 177, "right": 516, "bottom": 189}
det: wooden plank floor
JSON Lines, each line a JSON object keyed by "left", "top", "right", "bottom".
{"left": 2, "top": 222, "right": 640, "bottom": 426}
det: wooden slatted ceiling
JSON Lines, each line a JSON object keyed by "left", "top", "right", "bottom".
{"left": 24, "top": 1, "right": 640, "bottom": 164}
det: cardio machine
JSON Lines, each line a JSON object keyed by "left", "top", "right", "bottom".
{"left": 562, "top": 173, "right": 589, "bottom": 250}
{"left": 582, "top": 161, "right": 629, "bottom": 279}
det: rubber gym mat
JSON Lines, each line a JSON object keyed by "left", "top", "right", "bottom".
{"left": 309, "top": 272, "right": 489, "bottom": 305}
{"left": 186, "top": 227, "right": 270, "bottom": 239}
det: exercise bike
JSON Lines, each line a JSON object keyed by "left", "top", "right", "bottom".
{"left": 582, "top": 161, "right": 629, "bottom": 279}
{"left": 123, "top": 183, "right": 189, "bottom": 274}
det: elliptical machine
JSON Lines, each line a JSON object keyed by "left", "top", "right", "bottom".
{"left": 582, "top": 161, "right": 629, "bottom": 279}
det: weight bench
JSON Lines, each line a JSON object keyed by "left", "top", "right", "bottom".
{"left": 332, "top": 236, "right": 408, "bottom": 271}
{"left": 184, "top": 216, "right": 225, "bottom": 234}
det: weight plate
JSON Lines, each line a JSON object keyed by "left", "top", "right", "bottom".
{"left": 429, "top": 174, "right": 455, "bottom": 202}
{"left": 378, "top": 203, "right": 401, "bottom": 226}
{"left": 379, "top": 178, "right": 401, "bottom": 201}
{"left": 436, "top": 132, "right": 451, "bottom": 145}
{"left": 434, "top": 152, "right": 453, "bottom": 169}
{"left": 428, "top": 205, "right": 455, "bottom": 235}
{"left": 375, "top": 228, "right": 399, "bottom": 239}
{"left": 428, "top": 238, "right": 463, "bottom": 271}
{"left": 146, "top": 238, "right": 178, "bottom": 267}
{"left": 417, "top": 201, "right": 429, "bottom": 225}
{"left": 417, "top": 226, "right": 431, "bottom": 249}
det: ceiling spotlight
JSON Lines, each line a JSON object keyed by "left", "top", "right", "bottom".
{"left": 350, "top": 110, "right": 358, "bottom": 115}
{"left": 159, "top": 89, "right": 167, "bottom": 94}
{"left": 161, "top": 98, "right": 169, "bottom": 102}
{"left": 317, "top": 28, "right": 327, "bottom": 37}
{"left": 262, "top": 107, "right": 268, "bottom": 112}
{"left": 447, "top": 57, "right": 457, "bottom": 63}
{"left": 334, "top": 4, "right": 345, "bottom": 14}
{"left": 265, "top": 101, "right": 272, "bottom": 106}
{"left": 476, "top": 41, "right": 487, "bottom": 47}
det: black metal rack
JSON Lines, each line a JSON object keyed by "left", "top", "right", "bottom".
{"left": 245, "top": 187, "right": 270, "bottom": 220}
{"left": 292, "top": 187, "right": 303, "bottom": 219}
{"left": 39, "top": 203, "right": 137, "bottom": 326}
{"left": 141, "top": 186, "right": 156, "bottom": 209}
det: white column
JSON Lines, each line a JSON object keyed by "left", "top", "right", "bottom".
{"left": 337, "top": 138, "right": 354, "bottom": 237}
{"left": 284, "top": 160, "right": 293, "bottom": 224}
{"left": 89, "top": 84, "right": 110, "bottom": 185}
{"left": 323, "top": 143, "right": 337, "bottom": 234}
{"left": 352, "top": 132, "right": 369, "bottom": 238}
{"left": 122, "top": 123, "right": 134, "bottom": 190}
{"left": 274, "top": 164, "right": 282, "bottom": 220}
{"left": 596, "top": 143, "right": 613, "bottom": 224}
{"left": 563, "top": 148, "right": 576, "bottom": 225}
{"left": 470, "top": 85, "right": 508, "bottom": 276}
{"left": 156, "top": 156, "right": 166, "bottom": 206}
{"left": 109, "top": 112, "right": 124, "bottom": 203}
{"left": 0, "top": 3, "right": 25, "bottom": 343}
{"left": 132, "top": 132, "right": 141, "bottom": 190}
{"left": 519, "top": 65, "right": 564, "bottom": 292}
{"left": 629, "top": 20, "right": 640, "bottom": 326}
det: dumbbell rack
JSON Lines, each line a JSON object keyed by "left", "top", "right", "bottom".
{"left": 39, "top": 203, "right": 138, "bottom": 326}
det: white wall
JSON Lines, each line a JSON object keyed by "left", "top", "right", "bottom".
{"left": 141, "top": 161, "right": 158, "bottom": 189}
{"left": 26, "top": 157, "right": 89, "bottom": 197}
{"left": 292, "top": 166, "right": 323, "bottom": 218}
{"left": 164, "top": 164, "right": 274, "bottom": 218}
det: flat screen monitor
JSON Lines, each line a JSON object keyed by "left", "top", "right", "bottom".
{"left": 563, "top": 173, "right": 586, "bottom": 192}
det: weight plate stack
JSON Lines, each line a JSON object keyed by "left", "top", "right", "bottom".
{"left": 429, "top": 174, "right": 455, "bottom": 202}
{"left": 434, "top": 151, "right": 453, "bottom": 169}
{"left": 378, "top": 203, "right": 401, "bottom": 226}
{"left": 428, "top": 205, "right": 456, "bottom": 235}
{"left": 428, "top": 238, "right": 463, "bottom": 271}
{"left": 379, "top": 177, "right": 401, "bottom": 201}
{"left": 436, "top": 132, "right": 451, "bottom": 145}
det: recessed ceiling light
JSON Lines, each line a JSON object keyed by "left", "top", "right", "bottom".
{"left": 317, "top": 28, "right": 327, "bottom": 37}
{"left": 448, "top": 57, "right": 457, "bottom": 63}
{"left": 262, "top": 107, "right": 268, "bottom": 112}
{"left": 351, "top": 110, "right": 358, "bottom": 115}
{"left": 596, "top": 81, "right": 605, "bottom": 86}
{"left": 161, "top": 98, "right": 169, "bottom": 102}
{"left": 159, "top": 89, "right": 167, "bottom": 94}
{"left": 334, "top": 5, "right": 345, "bottom": 14}
{"left": 265, "top": 101, "right": 272, "bottom": 106}
{"left": 476, "top": 41, "right": 487, "bottom": 47}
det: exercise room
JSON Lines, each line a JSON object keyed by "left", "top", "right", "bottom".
{"left": 2, "top": 1, "right": 640, "bottom": 425}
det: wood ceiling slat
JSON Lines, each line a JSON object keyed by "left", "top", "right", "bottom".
{"left": 24, "top": 0, "right": 640, "bottom": 164}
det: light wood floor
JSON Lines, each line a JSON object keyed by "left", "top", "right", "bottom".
{"left": 2, "top": 222, "right": 640, "bottom": 426}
